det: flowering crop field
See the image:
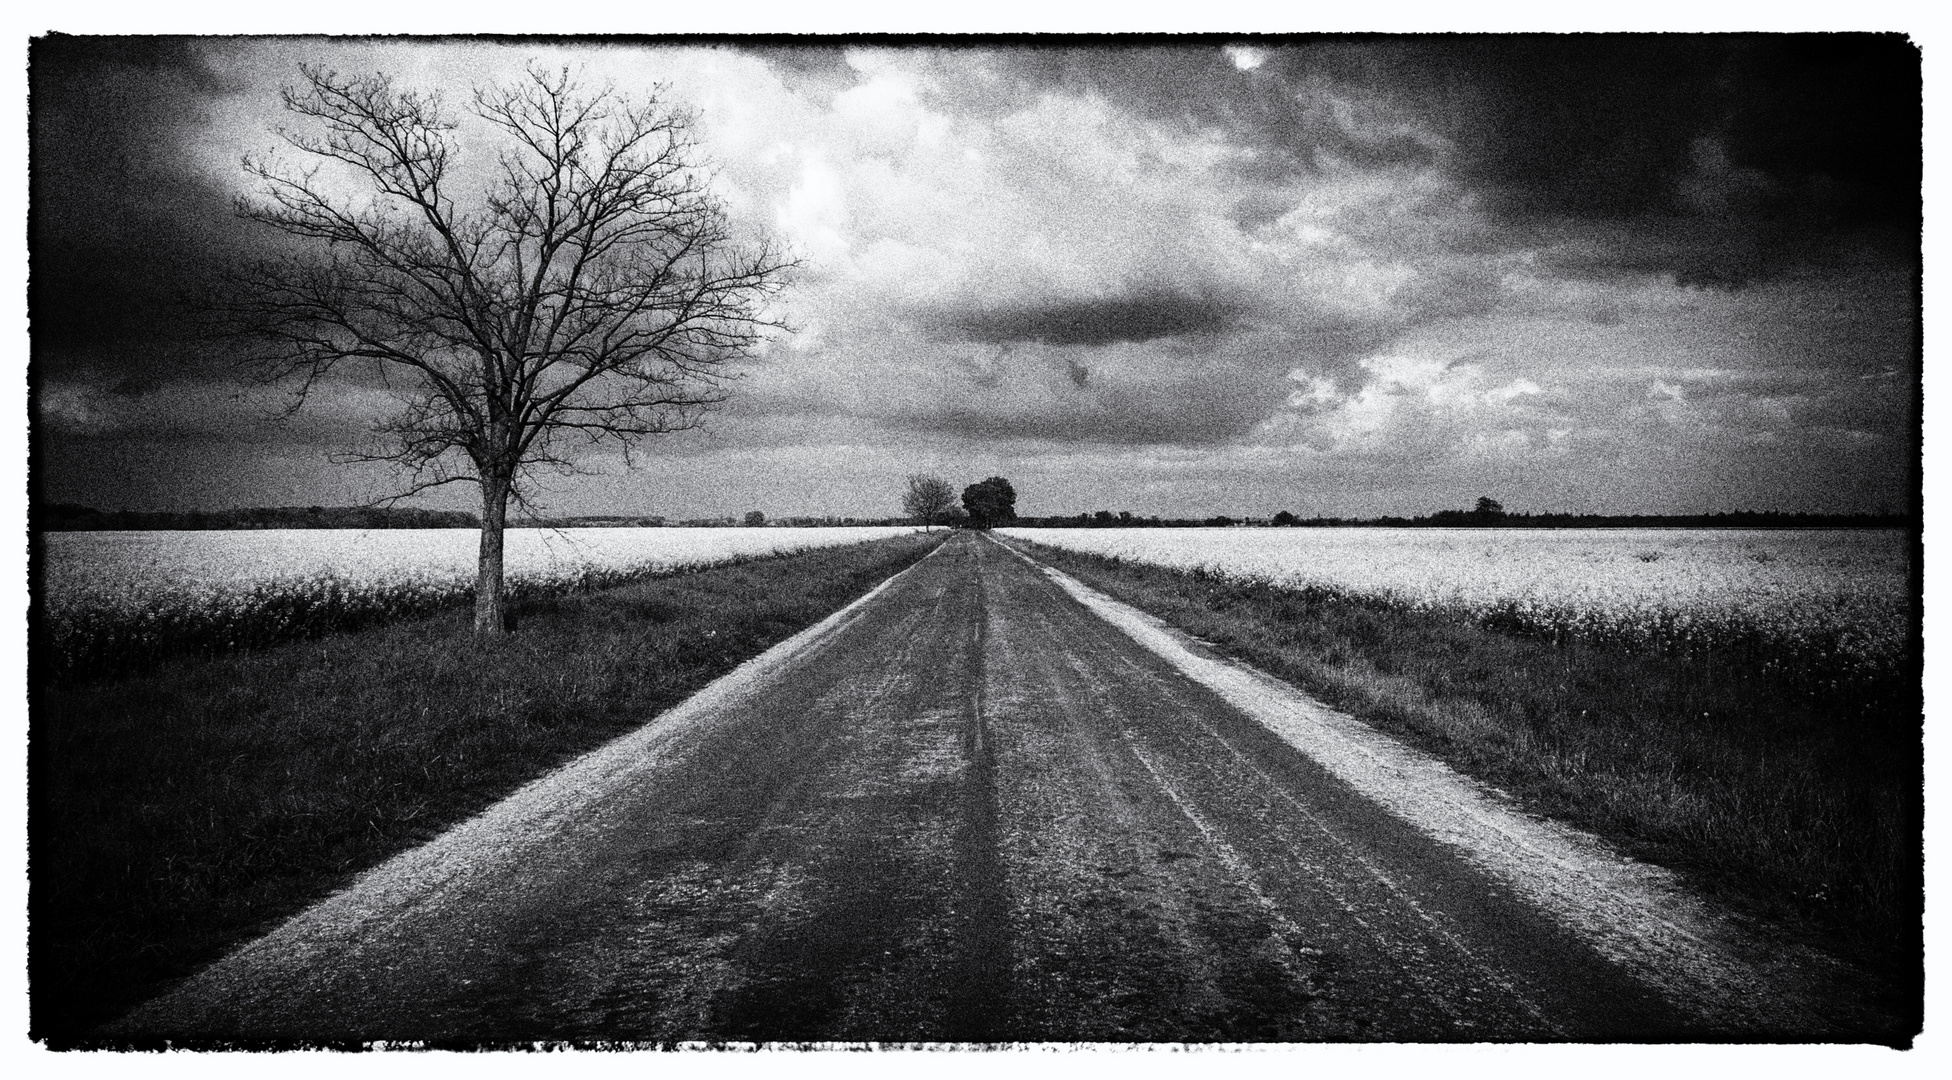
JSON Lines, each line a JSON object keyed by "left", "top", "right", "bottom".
{"left": 37, "top": 527, "right": 917, "bottom": 678}
{"left": 999, "top": 527, "right": 1914, "bottom": 678}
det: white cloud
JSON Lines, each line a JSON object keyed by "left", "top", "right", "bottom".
{"left": 1223, "top": 45, "right": 1267, "bottom": 72}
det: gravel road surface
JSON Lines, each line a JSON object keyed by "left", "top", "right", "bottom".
{"left": 110, "top": 531, "right": 1894, "bottom": 1043}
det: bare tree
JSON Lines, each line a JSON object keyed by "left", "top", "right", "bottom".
{"left": 903, "top": 473, "right": 959, "bottom": 530}
{"left": 232, "top": 65, "right": 790, "bottom": 635}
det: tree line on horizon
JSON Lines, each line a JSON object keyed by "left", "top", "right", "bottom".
{"left": 35, "top": 492, "right": 1909, "bottom": 534}
{"left": 1012, "top": 507, "right": 1911, "bottom": 531}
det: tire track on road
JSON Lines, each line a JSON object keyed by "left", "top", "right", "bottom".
{"left": 948, "top": 539, "right": 1010, "bottom": 1041}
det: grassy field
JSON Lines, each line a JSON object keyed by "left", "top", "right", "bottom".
{"left": 29, "top": 531, "right": 943, "bottom": 1043}
{"left": 36, "top": 526, "right": 916, "bottom": 683}
{"left": 1008, "top": 538, "right": 1922, "bottom": 1010}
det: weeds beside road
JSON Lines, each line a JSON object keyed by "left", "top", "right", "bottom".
{"left": 29, "top": 532, "right": 943, "bottom": 1043}
{"left": 1007, "top": 538, "right": 1921, "bottom": 1022}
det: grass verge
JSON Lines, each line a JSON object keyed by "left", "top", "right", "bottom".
{"left": 1008, "top": 538, "right": 1921, "bottom": 1014}
{"left": 29, "top": 532, "right": 943, "bottom": 1043}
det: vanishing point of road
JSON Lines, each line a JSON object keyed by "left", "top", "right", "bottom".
{"left": 114, "top": 531, "right": 1898, "bottom": 1043}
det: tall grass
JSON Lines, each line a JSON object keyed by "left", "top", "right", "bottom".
{"left": 1184, "top": 575, "right": 1899, "bottom": 698}
{"left": 30, "top": 533, "right": 943, "bottom": 1044}
{"left": 35, "top": 526, "right": 923, "bottom": 684}
{"left": 1009, "top": 539, "right": 1921, "bottom": 1017}
{"left": 998, "top": 526, "right": 1910, "bottom": 688}
{"left": 34, "top": 560, "right": 756, "bottom": 683}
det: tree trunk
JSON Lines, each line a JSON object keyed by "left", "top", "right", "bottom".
{"left": 474, "top": 475, "right": 512, "bottom": 636}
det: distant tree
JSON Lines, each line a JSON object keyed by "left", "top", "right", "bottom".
{"left": 1474, "top": 497, "right": 1507, "bottom": 523}
{"left": 902, "top": 473, "right": 960, "bottom": 530}
{"left": 744, "top": 510, "right": 766, "bottom": 527}
{"left": 961, "top": 476, "right": 1017, "bottom": 529}
{"left": 1271, "top": 510, "right": 1300, "bottom": 526}
{"left": 230, "top": 65, "right": 791, "bottom": 636}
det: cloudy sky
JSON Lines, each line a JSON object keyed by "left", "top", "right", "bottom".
{"left": 29, "top": 35, "right": 1920, "bottom": 520}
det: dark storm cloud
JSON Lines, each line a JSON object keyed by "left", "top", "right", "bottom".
{"left": 1537, "top": 218, "right": 1917, "bottom": 291}
{"left": 1406, "top": 35, "right": 1919, "bottom": 282}
{"left": 918, "top": 377, "right": 1281, "bottom": 447}
{"left": 976, "top": 37, "right": 1917, "bottom": 285}
{"left": 932, "top": 290, "right": 1242, "bottom": 348}
{"left": 740, "top": 44, "right": 861, "bottom": 103}
{"left": 30, "top": 36, "right": 254, "bottom": 378}
{"left": 1171, "top": 34, "right": 1919, "bottom": 237}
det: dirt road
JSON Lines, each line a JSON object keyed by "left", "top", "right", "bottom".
{"left": 111, "top": 532, "right": 1892, "bottom": 1043}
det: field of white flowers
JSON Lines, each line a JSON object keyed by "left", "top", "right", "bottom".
{"left": 999, "top": 527, "right": 1913, "bottom": 676}
{"left": 37, "top": 527, "right": 917, "bottom": 678}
